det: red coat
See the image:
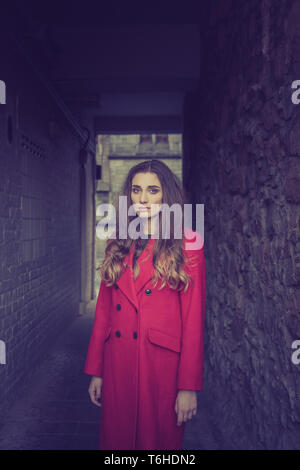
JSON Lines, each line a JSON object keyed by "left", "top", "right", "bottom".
{"left": 84, "top": 229, "right": 206, "bottom": 450}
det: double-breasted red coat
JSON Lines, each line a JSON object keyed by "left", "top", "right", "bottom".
{"left": 84, "top": 228, "right": 206, "bottom": 450}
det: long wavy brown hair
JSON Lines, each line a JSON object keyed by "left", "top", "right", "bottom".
{"left": 97, "top": 159, "right": 192, "bottom": 291}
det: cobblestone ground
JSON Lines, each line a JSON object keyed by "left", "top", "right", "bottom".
{"left": 0, "top": 301, "right": 222, "bottom": 450}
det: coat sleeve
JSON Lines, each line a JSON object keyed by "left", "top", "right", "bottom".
{"left": 177, "top": 243, "right": 206, "bottom": 391}
{"left": 84, "top": 280, "right": 112, "bottom": 378}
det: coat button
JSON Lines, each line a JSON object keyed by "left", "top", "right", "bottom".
{"left": 133, "top": 332, "right": 138, "bottom": 339}
{"left": 114, "top": 284, "right": 119, "bottom": 290}
{"left": 115, "top": 331, "right": 121, "bottom": 337}
{"left": 135, "top": 307, "right": 138, "bottom": 314}
{"left": 116, "top": 304, "right": 121, "bottom": 310}
{"left": 145, "top": 288, "right": 152, "bottom": 295}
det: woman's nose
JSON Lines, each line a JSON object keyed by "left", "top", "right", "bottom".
{"left": 140, "top": 191, "right": 148, "bottom": 203}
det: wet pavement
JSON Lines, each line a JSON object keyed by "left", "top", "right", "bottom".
{"left": 0, "top": 301, "right": 221, "bottom": 450}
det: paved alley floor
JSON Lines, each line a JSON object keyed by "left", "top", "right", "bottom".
{"left": 0, "top": 301, "right": 222, "bottom": 450}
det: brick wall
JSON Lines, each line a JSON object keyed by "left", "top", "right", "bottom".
{"left": 0, "top": 37, "right": 81, "bottom": 413}
{"left": 183, "top": 0, "right": 300, "bottom": 449}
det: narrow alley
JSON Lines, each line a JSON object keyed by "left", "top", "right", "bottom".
{"left": 0, "top": 1, "right": 300, "bottom": 452}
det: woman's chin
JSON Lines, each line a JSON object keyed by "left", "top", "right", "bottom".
{"left": 137, "top": 211, "right": 150, "bottom": 218}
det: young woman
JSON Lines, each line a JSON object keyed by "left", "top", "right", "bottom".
{"left": 84, "top": 159, "right": 206, "bottom": 450}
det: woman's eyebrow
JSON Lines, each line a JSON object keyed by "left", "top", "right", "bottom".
{"left": 131, "top": 184, "right": 161, "bottom": 189}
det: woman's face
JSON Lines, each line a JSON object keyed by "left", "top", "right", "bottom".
{"left": 131, "top": 172, "right": 163, "bottom": 218}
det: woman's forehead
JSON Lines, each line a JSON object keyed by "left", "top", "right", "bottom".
{"left": 131, "top": 172, "right": 161, "bottom": 187}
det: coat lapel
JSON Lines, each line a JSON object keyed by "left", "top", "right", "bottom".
{"left": 116, "top": 237, "right": 156, "bottom": 307}
{"left": 133, "top": 237, "right": 155, "bottom": 294}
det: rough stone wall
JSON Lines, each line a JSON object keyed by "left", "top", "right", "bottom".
{"left": 0, "top": 36, "right": 81, "bottom": 413}
{"left": 185, "top": 0, "right": 300, "bottom": 449}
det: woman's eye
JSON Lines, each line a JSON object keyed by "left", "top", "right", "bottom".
{"left": 132, "top": 188, "right": 159, "bottom": 194}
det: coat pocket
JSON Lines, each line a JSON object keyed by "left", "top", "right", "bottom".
{"left": 104, "top": 326, "right": 112, "bottom": 342}
{"left": 147, "top": 328, "right": 181, "bottom": 353}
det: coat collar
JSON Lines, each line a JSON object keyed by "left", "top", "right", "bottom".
{"left": 115, "top": 227, "right": 202, "bottom": 308}
{"left": 116, "top": 237, "right": 155, "bottom": 309}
